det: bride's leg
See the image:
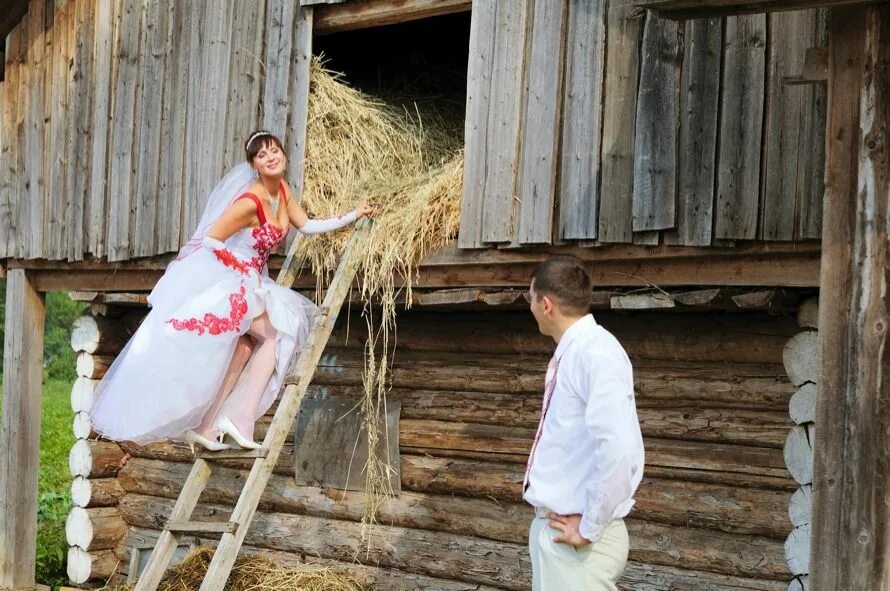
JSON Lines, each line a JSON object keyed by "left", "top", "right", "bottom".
{"left": 194, "top": 334, "right": 254, "bottom": 438}
{"left": 218, "top": 313, "right": 277, "bottom": 441}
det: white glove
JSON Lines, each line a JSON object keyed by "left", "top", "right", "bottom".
{"left": 298, "top": 211, "right": 358, "bottom": 235}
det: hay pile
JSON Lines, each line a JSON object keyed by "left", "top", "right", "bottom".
{"left": 103, "top": 547, "right": 364, "bottom": 591}
{"left": 296, "top": 59, "right": 464, "bottom": 536}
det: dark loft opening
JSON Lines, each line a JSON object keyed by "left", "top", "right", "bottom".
{"left": 313, "top": 11, "right": 471, "bottom": 123}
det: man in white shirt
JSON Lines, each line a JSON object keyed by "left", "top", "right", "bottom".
{"left": 525, "top": 255, "right": 645, "bottom": 590}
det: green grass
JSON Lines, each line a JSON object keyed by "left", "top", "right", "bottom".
{"left": 0, "top": 378, "right": 75, "bottom": 588}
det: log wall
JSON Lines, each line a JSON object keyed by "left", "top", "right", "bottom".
{"left": 66, "top": 303, "right": 800, "bottom": 590}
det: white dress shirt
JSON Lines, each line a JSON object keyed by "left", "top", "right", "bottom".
{"left": 523, "top": 314, "right": 645, "bottom": 543}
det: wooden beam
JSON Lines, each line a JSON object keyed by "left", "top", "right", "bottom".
{"left": 0, "top": 269, "right": 45, "bottom": 588}
{"left": 313, "top": 0, "right": 471, "bottom": 36}
{"left": 634, "top": 0, "right": 883, "bottom": 19}
{"left": 811, "top": 5, "right": 890, "bottom": 589}
{"left": 8, "top": 242, "right": 823, "bottom": 290}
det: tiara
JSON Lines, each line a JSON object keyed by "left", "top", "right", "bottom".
{"left": 245, "top": 130, "right": 272, "bottom": 152}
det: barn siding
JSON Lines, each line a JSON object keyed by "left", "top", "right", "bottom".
{"left": 0, "top": 1, "right": 826, "bottom": 260}
{"left": 71, "top": 306, "right": 797, "bottom": 590}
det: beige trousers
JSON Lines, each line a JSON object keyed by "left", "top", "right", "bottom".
{"left": 529, "top": 517, "right": 629, "bottom": 591}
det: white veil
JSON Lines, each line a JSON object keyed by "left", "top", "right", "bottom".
{"left": 176, "top": 163, "right": 258, "bottom": 260}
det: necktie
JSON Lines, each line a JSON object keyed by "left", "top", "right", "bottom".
{"left": 524, "top": 354, "right": 559, "bottom": 489}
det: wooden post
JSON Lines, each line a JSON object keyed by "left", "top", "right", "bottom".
{"left": 0, "top": 269, "right": 46, "bottom": 588}
{"left": 811, "top": 5, "right": 890, "bottom": 589}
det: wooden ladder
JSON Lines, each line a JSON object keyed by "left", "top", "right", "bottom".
{"left": 132, "top": 221, "right": 370, "bottom": 591}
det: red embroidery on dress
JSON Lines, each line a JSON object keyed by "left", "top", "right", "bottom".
{"left": 248, "top": 224, "right": 286, "bottom": 272}
{"left": 166, "top": 286, "right": 249, "bottom": 336}
{"left": 213, "top": 248, "right": 249, "bottom": 276}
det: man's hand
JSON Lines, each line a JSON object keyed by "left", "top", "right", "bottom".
{"left": 547, "top": 513, "right": 591, "bottom": 547}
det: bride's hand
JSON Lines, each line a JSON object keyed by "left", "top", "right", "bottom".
{"left": 354, "top": 204, "right": 374, "bottom": 219}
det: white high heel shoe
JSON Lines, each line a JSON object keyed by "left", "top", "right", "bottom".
{"left": 184, "top": 429, "right": 230, "bottom": 453}
{"left": 216, "top": 416, "right": 261, "bottom": 449}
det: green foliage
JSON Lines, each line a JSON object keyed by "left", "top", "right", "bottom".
{"left": 44, "top": 292, "right": 88, "bottom": 382}
{"left": 38, "top": 379, "right": 75, "bottom": 588}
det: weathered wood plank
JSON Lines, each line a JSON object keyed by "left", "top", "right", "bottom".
{"left": 558, "top": 0, "right": 606, "bottom": 241}
{"left": 86, "top": 0, "right": 114, "bottom": 258}
{"left": 313, "top": 0, "right": 472, "bottom": 36}
{"left": 0, "top": 21, "right": 26, "bottom": 258}
{"left": 0, "top": 270, "right": 45, "bottom": 588}
{"left": 599, "top": 5, "right": 645, "bottom": 242}
{"left": 715, "top": 14, "right": 766, "bottom": 240}
{"left": 457, "top": 0, "right": 496, "bottom": 248}
{"left": 812, "top": 7, "right": 890, "bottom": 589}
{"left": 221, "top": 0, "right": 265, "bottom": 173}
{"left": 181, "top": 1, "right": 234, "bottom": 246}
{"left": 22, "top": 0, "right": 46, "bottom": 259}
{"left": 67, "top": 0, "right": 95, "bottom": 261}
{"left": 799, "top": 9, "right": 829, "bottom": 240}
{"left": 156, "top": 0, "right": 188, "bottom": 253}
{"left": 760, "top": 10, "right": 819, "bottom": 241}
{"left": 633, "top": 14, "right": 681, "bottom": 232}
{"left": 130, "top": 0, "right": 168, "bottom": 258}
{"left": 106, "top": 0, "right": 142, "bottom": 261}
{"left": 46, "top": 0, "right": 73, "bottom": 260}
{"left": 665, "top": 17, "right": 722, "bottom": 246}
{"left": 480, "top": 0, "right": 528, "bottom": 244}
{"left": 515, "top": 0, "right": 567, "bottom": 245}
{"left": 261, "top": 0, "right": 295, "bottom": 134}
{"left": 281, "top": 6, "right": 313, "bottom": 255}
{"left": 637, "top": 0, "right": 871, "bottom": 19}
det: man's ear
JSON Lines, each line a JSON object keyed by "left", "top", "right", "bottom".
{"left": 541, "top": 294, "right": 555, "bottom": 315}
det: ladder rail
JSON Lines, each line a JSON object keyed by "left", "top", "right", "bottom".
{"left": 198, "top": 222, "right": 370, "bottom": 591}
{"left": 133, "top": 220, "right": 370, "bottom": 591}
{"left": 132, "top": 460, "right": 212, "bottom": 591}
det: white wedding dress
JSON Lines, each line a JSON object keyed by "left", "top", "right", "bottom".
{"left": 91, "top": 171, "right": 316, "bottom": 444}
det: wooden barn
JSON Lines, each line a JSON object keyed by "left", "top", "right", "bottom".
{"left": 0, "top": 0, "right": 887, "bottom": 590}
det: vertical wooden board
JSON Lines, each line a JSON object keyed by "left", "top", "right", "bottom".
{"left": 67, "top": 0, "right": 96, "bottom": 261}
{"left": 515, "top": 0, "right": 567, "bottom": 245}
{"left": 632, "top": 14, "right": 681, "bottom": 232}
{"left": 458, "top": 0, "right": 496, "bottom": 249}
{"left": 12, "top": 19, "right": 29, "bottom": 259}
{"left": 261, "top": 0, "right": 295, "bottom": 134}
{"left": 0, "top": 270, "right": 45, "bottom": 588}
{"left": 665, "top": 17, "right": 722, "bottom": 246}
{"left": 715, "top": 14, "right": 766, "bottom": 240}
{"left": 222, "top": 0, "right": 266, "bottom": 173}
{"left": 105, "top": 0, "right": 141, "bottom": 261}
{"left": 46, "top": 0, "right": 73, "bottom": 260}
{"left": 179, "top": 0, "right": 208, "bottom": 246}
{"left": 760, "top": 10, "right": 818, "bottom": 241}
{"left": 558, "top": 0, "right": 606, "bottom": 241}
{"left": 156, "top": 0, "right": 187, "bottom": 253}
{"left": 598, "top": 5, "right": 644, "bottom": 243}
{"left": 22, "top": 0, "right": 46, "bottom": 259}
{"left": 86, "top": 0, "right": 114, "bottom": 258}
{"left": 799, "top": 9, "right": 829, "bottom": 241}
{"left": 281, "top": 7, "right": 314, "bottom": 255}
{"left": 130, "top": 0, "right": 168, "bottom": 258}
{"left": 480, "top": 0, "right": 529, "bottom": 244}
{"left": 191, "top": 2, "right": 233, "bottom": 233}
{"left": 1, "top": 25, "right": 25, "bottom": 258}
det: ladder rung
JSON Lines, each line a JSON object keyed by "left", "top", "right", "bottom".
{"left": 197, "top": 447, "right": 269, "bottom": 460}
{"left": 165, "top": 521, "right": 238, "bottom": 535}
{"left": 283, "top": 374, "right": 302, "bottom": 386}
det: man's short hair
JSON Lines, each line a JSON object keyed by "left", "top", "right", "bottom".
{"left": 531, "top": 255, "right": 592, "bottom": 315}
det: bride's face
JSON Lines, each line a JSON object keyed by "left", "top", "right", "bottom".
{"left": 252, "top": 141, "right": 287, "bottom": 178}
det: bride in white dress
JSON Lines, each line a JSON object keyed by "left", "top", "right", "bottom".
{"left": 90, "top": 130, "right": 373, "bottom": 451}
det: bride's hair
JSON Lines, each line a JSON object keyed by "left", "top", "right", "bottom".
{"left": 245, "top": 130, "right": 287, "bottom": 162}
